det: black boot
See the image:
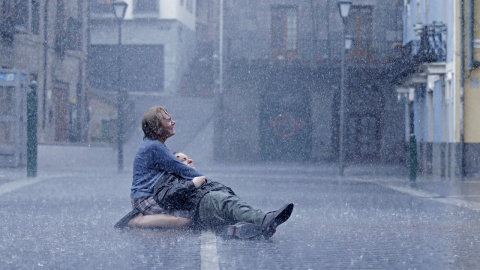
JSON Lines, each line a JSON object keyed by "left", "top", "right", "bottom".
{"left": 114, "top": 208, "right": 140, "bottom": 229}
{"left": 261, "top": 203, "right": 294, "bottom": 239}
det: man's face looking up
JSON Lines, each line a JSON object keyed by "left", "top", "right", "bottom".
{"left": 175, "top": 152, "right": 195, "bottom": 168}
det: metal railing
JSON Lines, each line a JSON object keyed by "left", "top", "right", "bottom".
{"left": 415, "top": 23, "right": 447, "bottom": 63}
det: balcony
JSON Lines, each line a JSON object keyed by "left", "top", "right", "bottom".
{"left": 389, "top": 23, "right": 447, "bottom": 84}
{"left": 415, "top": 23, "right": 446, "bottom": 63}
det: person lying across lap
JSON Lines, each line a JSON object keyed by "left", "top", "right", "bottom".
{"left": 126, "top": 152, "right": 196, "bottom": 229}
{"left": 116, "top": 106, "right": 294, "bottom": 239}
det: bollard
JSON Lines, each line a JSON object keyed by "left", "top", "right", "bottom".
{"left": 27, "top": 80, "right": 38, "bottom": 177}
{"left": 117, "top": 87, "right": 127, "bottom": 172}
{"left": 409, "top": 133, "right": 417, "bottom": 181}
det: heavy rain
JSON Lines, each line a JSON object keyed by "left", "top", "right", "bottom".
{"left": 1, "top": 0, "right": 480, "bottom": 269}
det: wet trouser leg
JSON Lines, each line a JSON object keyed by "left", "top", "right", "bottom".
{"left": 198, "top": 191, "right": 266, "bottom": 229}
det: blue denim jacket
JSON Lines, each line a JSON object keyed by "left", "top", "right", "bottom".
{"left": 130, "top": 138, "right": 202, "bottom": 199}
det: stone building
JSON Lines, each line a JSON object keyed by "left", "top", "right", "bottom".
{"left": 214, "top": 0, "right": 405, "bottom": 163}
{"left": 0, "top": 0, "right": 89, "bottom": 144}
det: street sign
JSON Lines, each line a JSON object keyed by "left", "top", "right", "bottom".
{"left": 0, "top": 73, "right": 16, "bottom": 81}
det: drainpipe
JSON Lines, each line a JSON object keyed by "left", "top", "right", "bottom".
{"left": 310, "top": 0, "right": 317, "bottom": 61}
{"left": 42, "top": 0, "right": 49, "bottom": 130}
{"left": 460, "top": 0, "right": 465, "bottom": 177}
{"left": 467, "top": 0, "right": 474, "bottom": 71}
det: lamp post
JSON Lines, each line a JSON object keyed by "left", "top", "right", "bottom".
{"left": 338, "top": 1, "right": 352, "bottom": 176}
{"left": 112, "top": 1, "right": 128, "bottom": 172}
{"left": 27, "top": 80, "right": 38, "bottom": 177}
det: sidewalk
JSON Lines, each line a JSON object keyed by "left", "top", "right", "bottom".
{"left": 0, "top": 144, "right": 120, "bottom": 186}
{"left": 2, "top": 144, "right": 480, "bottom": 209}
{"left": 344, "top": 163, "right": 480, "bottom": 209}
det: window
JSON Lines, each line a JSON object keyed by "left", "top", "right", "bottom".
{"left": 14, "top": 0, "right": 28, "bottom": 28}
{"left": 271, "top": 5, "right": 298, "bottom": 60}
{"left": 0, "top": 1, "right": 15, "bottom": 39}
{"left": 346, "top": 5, "right": 373, "bottom": 58}
{"left": 55, "top": 1, "right": 82, "bottom": 53}
{"left": 186, "top": 0, "right": 193, "bottom": 13}
{"left": 31, "top": 0, "right": 40, "bottom": 34}
{"left": 178, "top": 25, "right": 183, "bottom": 43}
{"left": 88, "top": 45, "right": 165, "bottom": 92}
{"left": 134, "top": 0, "right": 158, "bottom": 13}
{"left": 0, "top": 1, "right": 41, "bottom": 39}
{"left": 67, "top": 17, "right": 82, "bottom": 50}
{"left": 0, "top": 86, "right": 14, "bottom": 116}
{"left": 89, "top": 0, "right": 114, "bottom": 14}
{"left": 55, "top": 0, "right": 68, "bottom": 55}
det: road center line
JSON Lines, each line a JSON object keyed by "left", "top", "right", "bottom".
{"left": 200, "top": 230, "right": 220, "bottom": 270}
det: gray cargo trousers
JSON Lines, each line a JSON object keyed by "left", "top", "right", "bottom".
{"left": 197, "top": 190, "right": 266, "bottom": 229}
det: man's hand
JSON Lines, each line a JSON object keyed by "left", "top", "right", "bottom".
{"left": 192, "top": 176, "right": 206, "bottom": 188}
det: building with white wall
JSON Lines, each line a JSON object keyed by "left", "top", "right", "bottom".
{"left": 392, "top": 0, "right": 480, "bottom": 177}
{"left": 88, "top": 0, "right": 196, "bottom": 95}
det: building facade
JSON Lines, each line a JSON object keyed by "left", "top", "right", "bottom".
{"left": 87, "top": 0, "right": 198, "bottom": 142}
{"left": 214, "top": 0, "right": 405, "bottom": 163}
{"left": 88, "top": 0, "right": 197, "bottom": 95}
{"left": 393, "top": 0, "right": 480, "bottom": 178}
{"left": 0, "top": 0, "right": 89, "bottom": 144}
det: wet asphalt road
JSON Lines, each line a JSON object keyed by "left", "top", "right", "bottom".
{"left": 1, "top": 164, "right": 480, "bottom": 270}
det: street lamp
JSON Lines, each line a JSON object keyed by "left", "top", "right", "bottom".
{"left": 338, "top": 1, "right": 352, "bottom": 176}
{"left": 112, "top": 0, "right": 127, "bottom": 172}
{"left": 345, "top": 35, "right": 353, "bottom": 50}
{"left": 338, "top": 1, "right": 352, "bottom": 18}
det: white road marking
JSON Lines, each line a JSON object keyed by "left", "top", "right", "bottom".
{"left": 200, "top": 230, "right": 220, "bottom": 270}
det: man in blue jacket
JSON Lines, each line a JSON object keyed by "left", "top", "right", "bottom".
{"left": 119, "top": 106, "right": 293, "bottom": 239}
